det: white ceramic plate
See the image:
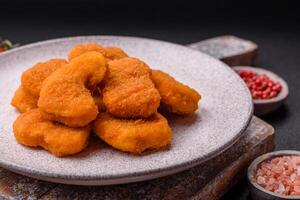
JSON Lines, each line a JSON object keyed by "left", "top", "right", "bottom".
{"left": 0, "top": 36, "right": 253, "bottom": 185}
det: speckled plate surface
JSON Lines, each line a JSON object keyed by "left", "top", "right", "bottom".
{"left": 0, "top": 36, "right": 253, "bottom": 185}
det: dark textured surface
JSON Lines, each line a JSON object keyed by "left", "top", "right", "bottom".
{"left": 0, "top": 2, "right": 299, "bottom": 199}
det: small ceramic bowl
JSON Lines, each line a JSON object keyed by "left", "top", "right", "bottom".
{"left": 248, "top": 150, "right": 300, "bottom": 200}
{"left": 233, "top": 66, "right": 289, "bottom": 116}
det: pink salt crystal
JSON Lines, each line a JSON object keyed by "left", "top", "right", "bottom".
{"left": 294, "top": 186, "right": 300, "bottom": 193}
{"left": 294, "top": 176, "right": 300, "bottom": 185}
{"left": 288, "top": 159, "right": 297, "bottom": 169}
{"left": 271, "top": 157, "right": 280, "bottom": 164}
{"left": 294, "top": 179, "right": 300, "bottom": 186}
{"left": 268, "top": 177, "right": 275, "bottom": 185}
{"left": 291, "top": 191, "right": 300, "bottom": 196}
{"left": 275, "top": 183, "right": 285, "bottom": 194}
{"left": 266, "top": 170, "right": 273, "bottom": 176}
{"left": 257, "top": 176, "right": 266, "bottom": 185}
{"left": 266, "top": 184, "right": 275, "bottom": 192}
{"left": 255, "top": 155, "right": 300, "bottom": 196}
{"left": 291, "top": 173, "right": 296, "bottom": 182}
{"left": 273, "top": 166, "right": 284, "bottom": 174}
{"left": 261, "top": 165, "right": 269, "bottom": 172}
{"left": 297, "top": 166, "right": 300, "bottom": 175}
{"left": 295, "top": 157, "right": 300, "bottom": 165}
{"left": 285, "top": 186, "right": 291, "bottom": 195}
{"left": 282, "top": 177, "right": 292, "bottom": 186}
{"left": 256, "top": 169, "right": 264, "bottom": 176}
{"left": 286, "top": 167, "right": 294, "bottom": 176}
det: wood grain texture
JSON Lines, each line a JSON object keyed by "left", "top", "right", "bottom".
{"left": 0, "top": 168, "right": 56, "bottom": 200}
{"left": 0, "top": 116, "right": 274, "bottom": 200}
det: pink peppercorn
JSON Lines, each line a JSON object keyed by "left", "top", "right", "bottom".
{"left": 237, "top": 70, "right": 282, "bottom": 100}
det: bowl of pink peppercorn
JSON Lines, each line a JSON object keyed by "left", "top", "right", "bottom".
{"left": 234, "top": 66, "right": 289, "bottom": 116}
{"left": 248, "top": 150, "right": 300, "bottom": 200}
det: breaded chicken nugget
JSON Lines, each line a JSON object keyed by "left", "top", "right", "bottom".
{"left": 38, "top": 52, "right": 107, "bottom": 127}
{"left": 104, "top": 46, "right": 128, "bottom": 61}
{"left": 68, "top": 44, "right": 107, "bottom": 61}
{"left": 151, "top": 70, "right": 201, "bottom": 115}
{"left": 103, "top": 57, "right": 161, "bottom": 118}
{"left": 68, "top": 44, "right": 128, "bottom": 61}
{"left": 21, "top": 59, "right": 68, "bottom": 97}
{"left": 11, "top": 86, "right": 38, "bottom": 113}
{"left": 11, "top": 59, "right": 67, "bottom": 113}
{"left": 13, "top": 109, "right": 90, "bottom": 157}
{"left": 93, "top": 112, "right": 172, "bottom": 154}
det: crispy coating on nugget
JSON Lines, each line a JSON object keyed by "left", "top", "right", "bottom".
{"left": 11, "top": 86, "right": 38, "bottom": 113}
{"left": 68, "top": 44, "right": 107, "bottom": 61}
{"left": 104, "top": 46, "right": 128, "bottom": 61}
{"left": 13, "top": 109, "right": 90, "bottom": 157}
{"left": 68, "top": 43, "right": 128, "bottom": 61}
{"left": 93, "top": 112, "right": 172, "bottom": 154}
{"left": 11, "top": 59, "right": 67, "bottom": 113}
{"left": 21, "top": 59, "right": 68, "bottom": 97}
{"left": 38, "top": 52, "right": 107, "bottom": 127}
{"left": 151, "top": 70, "right": 201, "bottom": 115}
{"left": 103, "top": 57, "right": 161, "bottom": 118}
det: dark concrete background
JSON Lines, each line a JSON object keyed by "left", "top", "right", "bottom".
{"left": 1, "top": 1, "right": 300, "bottom": 199}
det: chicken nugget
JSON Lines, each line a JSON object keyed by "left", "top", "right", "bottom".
{"left": 151, "top": 70, "right": 201, "bottom": 115}
{"left": 13, "top": 109, "right": 90, "bottom": 157}
{"left": 104, "top": 46, "right": 128, "bottom": 61}
{"left": 38, "top": 52, "right": 107, "bottom": 127}
{"left": 68, "top": 44, "right": 128, "bottom": 61}
{"left": 11, "top": 86, "right": 38, "bottom": 113}
{"left": 93, "top": 112, "right": 172, "bottom": 154}
{"left": 103, "top": 57, "right": 161, "bottom": 118}
{"left": 21, "top": 59, "right": 67, "bottom": 97}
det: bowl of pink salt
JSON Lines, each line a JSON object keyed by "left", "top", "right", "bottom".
{"left": 248, "top": 151, "right": 300, "bottom": 200}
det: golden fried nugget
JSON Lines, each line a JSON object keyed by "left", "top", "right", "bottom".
{"left": 93, "top": 112, "right": 172, "bottom": 154}
{"left": 68, "top": 44, "right": 128, "bottom": 61}
{"left": 38, "top": 52, "right": 107, "bottom": 127}
{"left": 103, "top": 57, "right": 161, "bottom": 118}
{"left": 11, "top": 59, "right": 67, "bottom": 113}
{"left": 68, "top": 43, "right": 107, "bottom": 61}
{"left": 39, "top": 109, "right": 98, "bottom": 128}
{"left": 13, "top": 109, "right": 90, "bottom": 157}
{"left": 151, "top": 70, "right": 201, "bottom": 115}
{"left": 104, "top": 46, "right": 128, "bottom": 61}
{"left": 11, "top": 86, "right": 38, "bottom": 113}
{"left": 21, "top": 59, "right": 67, "bottom": 97}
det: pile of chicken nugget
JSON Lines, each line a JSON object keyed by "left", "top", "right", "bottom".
{"left": 11, "top": 44, "right": 201, "bottom": 157}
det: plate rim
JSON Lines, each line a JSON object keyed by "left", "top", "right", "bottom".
{"left": 0, "top": 35, "right": 253, "bottom": 185}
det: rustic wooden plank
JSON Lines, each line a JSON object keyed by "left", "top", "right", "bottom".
{"left": 188, "top": 35, "right": 258, "bottom": 66}
{"left": 193, "top": 118, "right": 274, "bottom": 200}
{"left": 37, "top": 117, "right": 274, "bottom": 200}
{"left": 0, "top": 169, "right": 57, "bottom": 200}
